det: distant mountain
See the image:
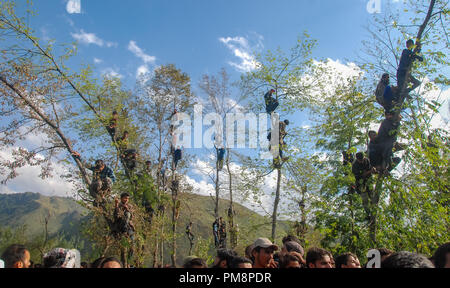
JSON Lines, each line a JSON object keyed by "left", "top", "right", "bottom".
{"left": 0, "top": 192, "right": 293, "bottom": 266}
{"left": 0, "top": 192, "right": 88, "bottom": 237}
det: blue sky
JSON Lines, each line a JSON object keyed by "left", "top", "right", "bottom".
{"left": 24, "top": 0, "right": 380, "bottom": 87}
{"left": 7, "top": 0, "right": 449, "bottom": 213}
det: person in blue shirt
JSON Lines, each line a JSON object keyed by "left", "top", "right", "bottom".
{"left": 397, "top": 39, "right": 423, "bottom": 92}
{"left": 212, "top": 218, "right": 220, "bottom": 248}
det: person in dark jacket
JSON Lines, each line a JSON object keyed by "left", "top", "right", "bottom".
{"left": 397, "top": 39, "right": 423, "bottom": 92}
{"left": 106, "top": 111, "right": 119, "bottom": 141}
{"left": 264, "top": 89, "right": 279, "bottom": 114}
{"left": 352, "top": 152, "right": 373, "bottom": 195}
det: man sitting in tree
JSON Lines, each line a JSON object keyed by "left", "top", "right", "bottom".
{"left": 72, "top": 152, "right": 116, "bottom": 208}
{"left": 106, "top": 111, "right": 119, "bottom": 141}
{"left": 352, "top": 152, "right": 374, "bottom": 195}
{"left": 114, "top": 193, "right": 135, "bottom": 239}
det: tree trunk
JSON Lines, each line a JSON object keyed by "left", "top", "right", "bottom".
{"left": 271, "top": 167, "right": 282, "bottom": 241}
{"left": 226, "top": 148, "right": 236, "bottom": 249}
{"left": 215, "top": 150, "right": 220, "bottom": 219}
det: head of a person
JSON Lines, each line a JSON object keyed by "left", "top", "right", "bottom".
{"left": 284, "top": 120, "right": 290, "bottom": 126}
{"left": 282, "top": 235, "right": 301, "bottom": 245}
{"left": 355, "top": 152, "right": 365, "bottom": 163}
{"left": 245, "top": 244, "right": 255, "bottom": 263}
{"left": 381, "top": 251, "right": 434, "bottom": 268}
{"left": 100, "top": 257, "right": 123, "bottom": 268}
{"left": 270, "top": 89, "right": 276, "bottom": 94}
{"left": 183, "top": 257, "right": 207, "bottom": 268}
{"left": 282, "top": 241, "right": 304, "bottom": 257}
{"left": 378, "top": 248, "right": 394, "bottom": 262}
{"left": 95, "top": 160, "right": 105, "bottom": 171}
{"left": 122, "top": 131, "right": 129, "bottom": 139}
{"left": 43, "top": 248, "right": 80, "bottom": 268}
{"left": 112, "top": 111, "right": 118, "bottom": 118}
{"left": 328, "top": 252, "right": 335, "bottom": 268}
{"left": 252, "top": 238, "right": 279, "bottom": 268}
{"left": 91, "top": 257, "right": 106, "bottom": 268}
{"left": 368, "top": 131, "right": 377, "bottom": 141}
{"left": 213, "top": 249, "right": 237, "bottom": 268}
{"left": 1, "top": 244, "right": 31, "bottom": 268}
{"left": 120, "top": 193, "right": 130, "bottom": 205}
{"left": 432, "top": 242, "right": 450, "bottom": 268}
{"left": 365, "top": 248, "right": 394, "bottom": 268}
{"left": 381, "top": 73, "right": 390, "bottom": 84}
{"left": 335, "top": 253, "right": 361, "bottom": 268}
{"left": 406, "top": 39, "right": 415, "bottom": 49}
{"left": 280, "top": 254, "right": 302, "bottom": 269}
{"left": 230, "top": 256, "right": 253, "bottom": 269}
{"left": 306, "top": 248, "right": 333, "bottom": 268}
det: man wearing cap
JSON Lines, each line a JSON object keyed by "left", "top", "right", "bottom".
{"left": 251, "top": 238, "right": 279, "bottom": 268}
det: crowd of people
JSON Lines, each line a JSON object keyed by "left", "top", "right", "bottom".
{"left": 1, "top": 236, "right": 448, "bottom": 269}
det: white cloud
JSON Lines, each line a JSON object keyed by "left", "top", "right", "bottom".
{"left": 136, "top": 65, "right": 150, "bottom": 78}
{"left": 66, "top": 0, "right": 81, "bottom": 14}
{"left": 219, "top": 35, "right": 263, "bottom": 73}
{"left": 0, "top": 133, "right": 78, "bottom": 197}
{"left": 101, "top": 68, "right": 123, "bottom": 79}
{"left": 93, "top": 58, "right": 103, "bottom": 64}
{"left": 71, "top": 30, "right": 117, "bottom": 48}
{"left": 128, "top": 41, "right": 156, "bottom": 64}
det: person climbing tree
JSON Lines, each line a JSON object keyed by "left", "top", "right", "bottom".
{"left": 212, "top": 218, "right": 220, "bottom": 248}
{"left": 276, "top": 120, "right": 291, "bottom": 167}
{"left": 342, "top": 150, "right": 355, "bottom": 168}
{"left": 144, "top": 160, "right": 153, "bottom": 175}
{"left": 143, "top": 200, "right": 154, "bottom": 225}
{"left": 113, "top": 193, "right": 135, "bottom": 263}
{"left": 368, "top": 131, "right": 383, "bottom": 172}
{"left": 383, "top": 85, "right": 401, "bottom": 114}
{"left": 268, "top": 119, "right": 290, "bottom": 168}
{"left": 352, "top": 152, "right": 374, "bottom": 195}
{"left": 264, "top": 89, "right": 279, "bottom": 114}
{"left": 106, "top": 111, "right": 119, "bottom": 141}
{"left": 217, "top": 148, "right": 226, "bottom": 171}
{"left": 219, "top": 217, "right": 227, "bottom": 249}
{"left": 375, "top": 113, "right": 403, "bottom": 174}
{"left": 342, "top": 150, "right": 356, "bottom": 193}
{"left": 375, "top": 73, "right": 390, "bottom": 108}
{"left": 123, "top": 149, "right": 138, "bottom": 171}
{"left": 118, "top": 131, "right": 129, "bottom": 152}
{"left": 114, "top": 193, "right": 136, "bottom": 239}
{"left": 172, "top": 146, "right": 183, "bottom": 170}
{"left": 397, "top": 39, "right": 423, "bottom": 94}
{"left": 72, "top": 152, "right": 116, "bottom": 208}
{"left": 186, "top": 222, "right": 195, "bottom": 253}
